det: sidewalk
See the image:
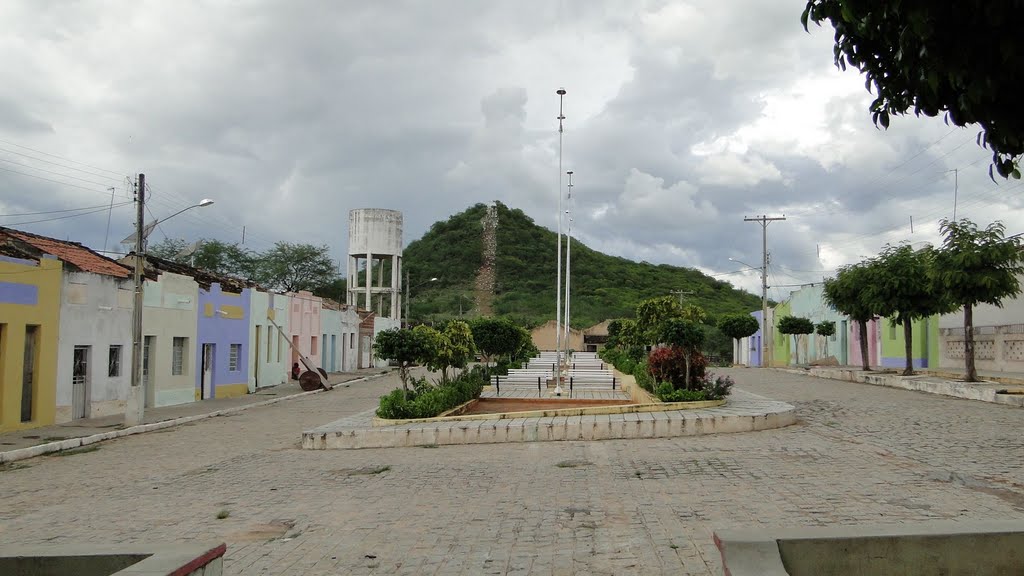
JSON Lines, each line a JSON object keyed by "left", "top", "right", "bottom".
{"left": 774, "top": 365, "right": 1024, "bottom": 408}
{"left": 0, "top": 368, "right": 390, "bottom": 463}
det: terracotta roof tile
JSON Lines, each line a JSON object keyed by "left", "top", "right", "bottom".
{"left": 0, "top": 227, "right": 130, "bottom": 278}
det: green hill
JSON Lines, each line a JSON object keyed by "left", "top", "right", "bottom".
{"left": 402, "top": 202, "right": 763, "bottom": 327}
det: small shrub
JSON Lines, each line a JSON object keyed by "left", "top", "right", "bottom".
{"left": 376, "top": 371, "right": 485, "bottom": 419}
{"left": 655, "top": 382, "right": 709, "bottom": 402}
{"left": 633, "top": 360, "right": 655, "bottom": 391}
{"left": 701, "top": 373, "right": 735, "bottom": 400}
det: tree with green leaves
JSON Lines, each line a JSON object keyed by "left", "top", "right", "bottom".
{"left": 932, "top": 219, "right": 1024, "bottom": 381}
{"left": 437, "top": 321, "right": 477, "bottom": 382}
{"left": 867, "top": 243, "right": 952, "bottom": 375}
{"left": 636, "top": 296, "right": 685, "bottom": 345}
{"left": 373, "top": 328, "right": 432, "bottom": 396}
{"left": 815, "top": 320, "right": 836, "bottom": 361}
{"left": 469, "top": 317, "right": 523, "bottom": 371}
{"left": 146, "top": 237, "right": 189, "bottom": 260}
{"left": 823, "top": 263, "right": 878, "bottom": 370}
{"left": 778, "top": 316, "right": 815, "bottom": 365}
{"left": 718, "top": 313, "right": 760, "bottom": 364}
{"left": 802, "top": 1, "right": 1024, "bottom": 179}
{"left": 660, "top": 318, "right": 705, "bottom": 389}
{"left": 254, "top": 242, "right": 337, "bottom": 293}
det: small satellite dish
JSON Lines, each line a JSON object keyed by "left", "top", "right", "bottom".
{"left": 120, "top": 220, "right": 159, "bottom": 247}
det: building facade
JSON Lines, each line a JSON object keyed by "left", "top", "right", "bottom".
{"left": 196, "top": 282, "right": 251, "bottom": 399}
{"left": 249, "top": 290, "right": 289, "bottom": 391}
{"left": 0, "top": 250, "right": 61, "bottom": 432}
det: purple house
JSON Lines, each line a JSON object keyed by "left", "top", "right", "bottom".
{"left": 747, "top": 310, "right": 764, "bottom": 367}
{"left": 196, "top": 281, "right": 252, "bottom": 400}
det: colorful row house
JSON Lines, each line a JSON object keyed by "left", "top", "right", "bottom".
{"left": 0, "top": 225, "right": 384, "bottom": 431}
{"left": 735, "top": 281, "right": 1016, "bottom": 374}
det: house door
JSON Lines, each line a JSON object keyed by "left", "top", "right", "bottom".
{"left": 840, "top": 320, "right": 848, "bottom": 365}
{"left": 72, "top": 346, "right": 90, "bottom": 420}
{"left": 201, "top": 344, "right": 215, "bottom": 399}
{"left": 143, "top": 336, "right": 154, "bottom": 407}
{"left": 330, "top": 335, "right": 337, "bottom": 372}
{"left": 254, "top": 326, "right": 261, "bottom": 389}
{"left": 21, "top": 325, "right": 38, "bottom": 422}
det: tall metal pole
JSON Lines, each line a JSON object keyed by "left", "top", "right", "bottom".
{"left": 126, "top": 174, "right": 146, "bottom": 426}
{"left": 555, "top": 88, "right": 566, "bottom": 378}
{"left": 563, "top": 171, "right": 574, "bottom": 351}
{"left": 744, "top": 215, "right": 785, "bottom": 368}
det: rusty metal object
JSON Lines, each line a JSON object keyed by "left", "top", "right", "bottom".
{"left": 298, "top": 370, "right": 324, "bottom": 391}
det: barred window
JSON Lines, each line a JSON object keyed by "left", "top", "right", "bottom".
{"left": 108, "top": 345, "right": 122, "bottom": 377}
{"left": 229, "top": 344, "right": 241, "bottom": 371}
{"left": 172, "top": 337, "right": 187, "bottom": 375}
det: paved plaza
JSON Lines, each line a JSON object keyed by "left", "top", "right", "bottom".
{"left": 3, "top": 368, "right": 1024, "bottom": 575}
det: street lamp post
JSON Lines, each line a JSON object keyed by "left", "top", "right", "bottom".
{"left": 404, "top": 274, "right": 437, "bottom": 328}
{"left": 730, "top": 257, "right": 767, "bottom": 368}
{"left": 125, "top": 174, "right": 213, "bottom": 426}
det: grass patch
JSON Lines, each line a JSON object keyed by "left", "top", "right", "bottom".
{"left": 216, "top": 509, "right": 230, "bottom": 520}
{"left": 42, "top": 436, "right": 68, "bottom": 442}
{"left": 419, "top": 444, "right": 439, "bottom": 449}
{"left": 555, "top": 459, "right": 592, "bottom": 468}
{"left": 345, "top": 465, "right": 391, "bottom": 476}
{"left": 54, "top": 445, "right": 100, "bottom": 457}
{"left": 0, "top": 462, "right": 30, "bottom": 472}
{"left": 669, "top": 544, "right": 679, "bottom": 549}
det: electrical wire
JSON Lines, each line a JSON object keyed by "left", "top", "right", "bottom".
{"left": 1, "top": 201, "right": 132, "bottom": 218}
{"left": 0, "top": 146, "right": 125, "bottom": 182}
{"left": 3, "top": 203, "right": 132, "bottom": 227}
{"left": 0, "top": 164, "right": 130, "bottom": 197}
{"left": 0, "top": 137, "right": 124, "bottom": 176}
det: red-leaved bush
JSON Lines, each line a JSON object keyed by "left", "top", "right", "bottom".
{"left": 647, "top": 346, "right": 707, "bottom": 390}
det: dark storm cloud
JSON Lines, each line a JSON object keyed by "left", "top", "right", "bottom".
{"left": 0, "top": 0, "right": 1011, "bottom": 298}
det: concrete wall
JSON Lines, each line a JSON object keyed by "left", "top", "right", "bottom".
{"left": 531, "top": 319, "right": 585, "bottom": 352}
{"left": 338, "top": 307, "right": 361, "bottom": 372}
{"left": 55, "top": 271, "right": 133, "bottom": 422}
{"left": 288, "top": 291, "right": 322, "bottom": 370}
{"left": 0, "top": 256, "right": 61, "bottom": 432}
{"left": 786, "top": 284, "right": 847, "bottom": 365}
{"left": 249, "top": 290, "right": 288, "bottom": 390}
{"left": 372, "top": 316, "right": 400, "bottom": 367}
{"left": 880, "top": 316, "right": 939, "bottom": 369}
{"left": 738, "top": 310, "right": 763, "bottom": 367}
{"left": 142, "top": 271, "right": 199, "bottom": 407}
{"left": 195, "top": 283, "right": 251, "bottom": 400}
{"left": 936, "top": 278, "right": 1024, "bottom": 373}
{"left": 770, "top": 301, "right": 791, "bottom": 366}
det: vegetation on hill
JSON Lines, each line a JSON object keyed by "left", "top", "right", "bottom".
{"left": 403, "top": 202, "right": 764, "bottom": 328}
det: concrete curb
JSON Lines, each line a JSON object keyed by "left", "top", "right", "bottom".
{"left": 301, "top": 393, "right": 796, "bottom": 450}
{"left": 775, "top": 367, "right": 1024, "bottom": 408}
{"left": 0, "top": 372, "right": 390, "bottom": 465}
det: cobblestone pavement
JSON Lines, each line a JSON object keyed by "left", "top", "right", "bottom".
{"left": 2, "top": 368, "right": 1024, "bottom": 575}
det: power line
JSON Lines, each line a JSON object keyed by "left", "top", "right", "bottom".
{"left": 0, "top": 137, "right": 124, "bottom": 176}
{"left": 0, "top": 146, "right": 125, "bottom": 182}
{"left": 0, "top": 156, "right": 122, "bottom": 188}
{"left": 0, "top": 164, "right": 131, "bottom": 197}
{"left": 1, "top": 201, "right": 132, "bottom": 218}
{"left": 3, "top": 203, "right": 132, "bottom": 226}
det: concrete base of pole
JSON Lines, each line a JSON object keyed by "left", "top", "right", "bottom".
{"left": 124, "top": 386, "right": 144, "bottom": 427}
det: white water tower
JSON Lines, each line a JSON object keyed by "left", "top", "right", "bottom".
{"left": 347, "top": 209, "right": 403, "bottom": 319}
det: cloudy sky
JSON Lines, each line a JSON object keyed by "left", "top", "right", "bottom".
{"left": 1, "top": 0, "right": 1021, "bottom": 301}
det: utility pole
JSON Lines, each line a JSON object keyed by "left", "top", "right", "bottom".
{"left": 554, "top": 88, "right": 566, "bottom": 387}
{"left": 744, "top": 214, "right": 785, "bottom": 368}
{"left": 563, "top": 170, "right": 574, "bottom": 351}
{"left": 126, "top": 174, "right": 146, "bottom": 426}
{"left": 669, "top": 289, "right": 694, "bottom": 307}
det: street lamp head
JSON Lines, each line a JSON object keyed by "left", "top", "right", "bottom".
{"left": 557, "top": 88, "right": 566, "bottom": 95}
{"left": 198, "top": 199, "right": 214, "bottom": 207}
{"left": 567, "top": 170, "right": 573, "bottom": 175}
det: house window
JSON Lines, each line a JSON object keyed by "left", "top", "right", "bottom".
{"left": 108, "top": 345, "right": 122, "bottom": 377}
{"left": 229, "top": 344, "right": 241, "bottom": 371}
{"left": 172, "top": 337, "right": 187, "bottom": 375}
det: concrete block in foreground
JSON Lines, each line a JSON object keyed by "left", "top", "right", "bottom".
{"left": 714, "top": 521, "right": 1024, "bottom": 576}
{"left": 0, "top": 542, "right": 225, "bottom": 575}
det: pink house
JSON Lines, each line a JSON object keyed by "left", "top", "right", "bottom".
{"left": 288, "top": 291, "right": 322, "bottom": 370}
{"left": 847, "top": 317, "right": 881, "bottom": 368}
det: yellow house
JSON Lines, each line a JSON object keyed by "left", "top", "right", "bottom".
{"left": 0, "top": 243, "right": 61, "bottom": 432}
